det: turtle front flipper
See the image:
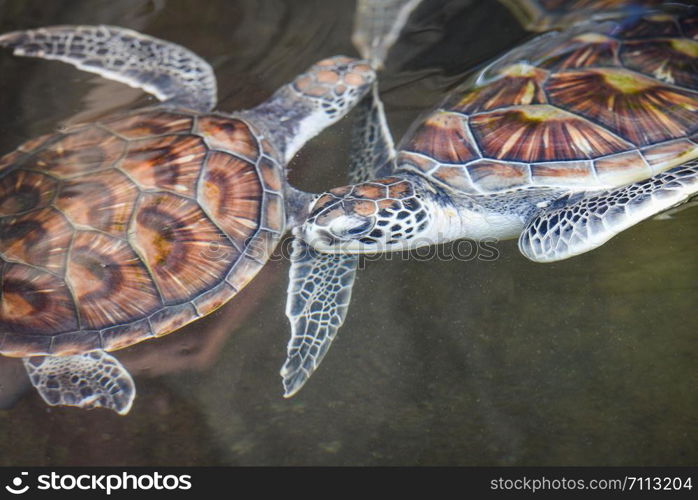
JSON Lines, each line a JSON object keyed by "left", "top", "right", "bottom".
{"left": 22, "top": 350, "right": 135, "bottom": 415}
{"left": 282, "top": 76, "right": 396, "bottom": 396}
{"left": 348, "top": 83, "right": 397, "bottom": 183}
{"left": 519, "top": 160, "right": 698, "bottom": 263}
{"left": 282, "top": 237, "right": 358, "bottom": 397}
{"left": 0, "top": 25, "right": 216, "bottom": 111}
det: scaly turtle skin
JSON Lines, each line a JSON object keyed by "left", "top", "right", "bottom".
{"left": 281, "top": 3, "right": 698, "bottom": 395}
{"left": 0, "top": 25, "right": 375, "bottom": 414}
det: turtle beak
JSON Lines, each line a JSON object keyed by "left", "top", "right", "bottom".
{"left": 302, "top": 226, "right": 340, "bottom": 248}
{"left": 298, "top": 221, "right": 339, "bottom": 251}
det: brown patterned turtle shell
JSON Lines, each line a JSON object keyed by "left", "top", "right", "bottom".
{"left": 0, "top": 108, "right": 284, "bottom": 357}
{"left": 500, "top": 0, "right": 672, "bottom": 31}
{"left": 397, "top": 5, "right": 698, "bottom": 193}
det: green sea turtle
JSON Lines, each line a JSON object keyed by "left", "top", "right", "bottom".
{"left": 0, "top": 25, "right": 375, "bottom": 414}
{"left": 281, "top": 2, "right": 698, "bottom": 395}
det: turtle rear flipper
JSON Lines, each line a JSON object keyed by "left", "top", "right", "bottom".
{"left": 23, "top": 350, "right": 135, "bottom": 415}
{"left": 244, "top": 57, "right": 375, "bottom": 164}
{"left": 519, "top": 160, "right": 698, "bottom": 263}
{"left": 0, "top": 25, "right": 217, "bottom": 111}
{"left": 352, "top": 0, "right": 423, "bottom": 68}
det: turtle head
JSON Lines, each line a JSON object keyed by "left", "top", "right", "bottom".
{"left": 299, "top": 177, "right": 432, "bottom": 253}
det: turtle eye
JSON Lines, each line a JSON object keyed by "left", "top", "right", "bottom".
{"left": 346, "top": 220, "right": 372, "bottom": 235}
{"left": 327, "top": 215, "right": 373, "bottom": 240}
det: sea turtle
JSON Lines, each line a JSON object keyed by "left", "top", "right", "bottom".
{"left": 280, "top": 2, "right": 698, "bottom": 395}
{"left": 0, "top": 25, "right": 375, "bottom": 414}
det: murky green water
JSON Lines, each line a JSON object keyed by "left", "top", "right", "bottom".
{"left": 0, "top": 0, "right": 696, "bottom": 466}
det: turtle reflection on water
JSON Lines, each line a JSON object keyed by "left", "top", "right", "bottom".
{"left": 0, "top": 25, "right": 375, "bottom": 414}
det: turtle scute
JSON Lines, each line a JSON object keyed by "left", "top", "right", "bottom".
{"left": 397, "top": 6, "right": 698, "bottom": 194}
{"left": 0, "top": 108, "right": 283, "bottom": 356}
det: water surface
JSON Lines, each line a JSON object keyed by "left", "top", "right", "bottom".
{"left": 0, "top": 0, "right": 696, "bottom": 466}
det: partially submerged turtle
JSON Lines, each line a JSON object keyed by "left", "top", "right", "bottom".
{"left": 281, "top": 3, "right": 698, "bottom": 394}
{"left": 0, "top": 25, "right": 375, "bottom": 414}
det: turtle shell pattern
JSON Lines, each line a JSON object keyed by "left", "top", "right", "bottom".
{"left": 0, "top": 108, "right": 284, "bottom": 357}
{"left": 500, "top": 0, "right": 672, "bottom": 32}
{"left": 397, "top": 6, "right": 698, "bottom": 194}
